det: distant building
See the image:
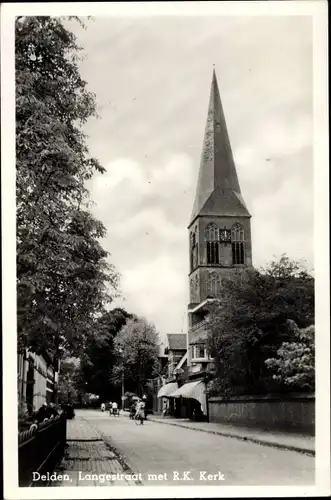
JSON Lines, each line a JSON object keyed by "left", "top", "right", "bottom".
{"left": 150, "top": 335, "right": 187, "bottom": 415}
{"left": 148, "top": 341, "right": 169, "bottom": 415}
{"left": 164, "top": 334, "right": 187, "bottom": 379}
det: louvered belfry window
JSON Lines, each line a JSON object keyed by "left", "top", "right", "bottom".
{"left": 231, "top": 223, "right": 245, "bottom": 265}
{"left": 205, "top": 223, "right": 220, "bottom": 264}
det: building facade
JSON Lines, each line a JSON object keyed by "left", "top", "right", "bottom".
{"left": 18, "top": 349, "right": 59, "bottom": 415}
{"left": 187, "top": 69, "right": 252, "bottom": 376}
{"left": 165, "top": 334, "right": 187, "bottom": 379}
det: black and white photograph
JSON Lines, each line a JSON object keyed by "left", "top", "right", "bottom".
{"left": 2, "top": 1, "right": 329, "bottom": 499}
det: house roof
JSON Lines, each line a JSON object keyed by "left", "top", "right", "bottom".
{"left": 166, "top": 333, "right": 187, "bottom": 351}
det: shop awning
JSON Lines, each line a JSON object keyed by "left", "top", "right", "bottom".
{"left": 157, "top": 382, "right": 178, "bottom": 398}
{"left": 170, "top": 380, "right": 207, "bottom": 415}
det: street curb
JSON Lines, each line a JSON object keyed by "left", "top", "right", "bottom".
{"left": 148, "top": 418, "right": 315, "bottom": 457}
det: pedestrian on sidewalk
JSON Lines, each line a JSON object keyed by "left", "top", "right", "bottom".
{"left": 35, "top": 402, "right": 49, "bottom": 423}
{"left": 163, "top": 401, "right": 169, "bottom": 416}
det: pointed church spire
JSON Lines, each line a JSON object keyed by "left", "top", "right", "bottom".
{"left": 190, "top": 70, "right": 250, "bottom": 225}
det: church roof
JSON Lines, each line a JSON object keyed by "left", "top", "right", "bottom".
{"left": 190, "top": 70, "right": 251, "bottom": 225}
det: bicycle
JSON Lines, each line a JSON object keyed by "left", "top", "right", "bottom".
{"left": 134, "top": 412, "right": 144, "bottom": 425}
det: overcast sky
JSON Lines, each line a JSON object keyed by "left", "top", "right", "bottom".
{"left": 69, "top": 15, "right": 313, "bottom": 336}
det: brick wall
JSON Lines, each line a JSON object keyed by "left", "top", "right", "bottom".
{"left": 208, "top": 394, "right": 315, "bottom": 435}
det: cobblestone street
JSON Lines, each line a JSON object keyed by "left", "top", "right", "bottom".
{"left": 54, "top": 416, "right": 140, "bottom": 486}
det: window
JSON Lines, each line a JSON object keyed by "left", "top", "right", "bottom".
{"left": 206, "top": 223, "right": 219, "bottom": 242}
{"left": 190, "top": 232, "right": 194, "bottom": 271}
{"left": 206, "top": 272, "right": 221, "bottom": 297}
{"left": 194, "top": 275, "right": 199, "bottom": 300}
{"left": 196, "top": 345, "right": 205, "bottom": 358}
{"left": 191, "top": 344, "right": 208, "bottom": 360}
{"left": 190, "top": 227, "right": 198, "bottom": 271}
{"left": 231, "top": 223, "right": 245, "bottom": 265}
{"left": 205, "top": 223, "right": 219, "bottom": 264}
{"left": 190, "top": 278, "right": 194, "bottom": 300}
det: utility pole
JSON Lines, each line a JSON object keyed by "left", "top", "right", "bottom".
{"left": 119, "top": 347, "right": 125, "bottom": 409}
{"left": 121, "top": 369, "right": 125, "bottom": 408}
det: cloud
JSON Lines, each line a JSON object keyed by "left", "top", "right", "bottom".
{"left": 120, "top": 254, "right": 188, "bottom": 333}
{"left": 88, "top": 154, "right": 192, "bottom": 333}
{"left": 74, "top": 16, "right": 313, "bottom": 334}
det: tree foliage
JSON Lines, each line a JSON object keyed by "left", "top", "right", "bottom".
{"left": 265, "top": 321, "right": 315, "bottom": 392}
{"left": 16, "top": 16, "right": 119, "bottom": 358}
{"left": 79, "top": 308, "right": 133, "bottom": 402}
{"left": 207, "top": 255, "right": 314, "bottom": 396}
{"left": 112, "top": 317, "right": 160, "bottom": 396}
{"left": 57, "top": 357, "right": 81, "bottom": 402}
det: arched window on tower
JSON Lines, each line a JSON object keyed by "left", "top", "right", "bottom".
{"left": 190, "top": 278, "right": 194, "bottom": 301}
{"left": 190, "top": 232, "right": 195, "bottom": 272}
{"left": 206, "top": 272, "right": 221, "bottom": 297}
{"left": 231, "top": 223, "right": 245, "bottom": 265}
{"left": 205, "top": 223, "right": 220, "bottom": 265}
{"left": 195, "top": 274, "right": 199, "bottom": 301}
{"left": 190, "top": 228, "right": 198, "bottom": 271}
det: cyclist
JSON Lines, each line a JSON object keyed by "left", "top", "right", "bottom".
{"left": 135, "top": 399, "right": 145, "bottom": 424}
{"left": 129, "top": 401, "right": 136, "bottom": 419}
{"left": 112, "top": 401, "right": 119, "bottom": 416}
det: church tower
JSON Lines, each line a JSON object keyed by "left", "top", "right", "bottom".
{"left": 188, "top": 69, "right": 252, "bottom": 373}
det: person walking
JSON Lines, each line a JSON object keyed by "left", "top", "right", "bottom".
{"left": 142, "top": 394, "right": 147, "bottom": 420}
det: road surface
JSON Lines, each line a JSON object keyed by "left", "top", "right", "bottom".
{"left": 76, "top": 409, "right": 314, "bottom": 486}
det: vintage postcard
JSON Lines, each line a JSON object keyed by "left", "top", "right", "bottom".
{"left": 1, "top": 1, "right": 329, "bottom": 499}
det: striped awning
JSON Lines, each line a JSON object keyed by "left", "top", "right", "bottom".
{"left": 157, "top": 382, "right": 178, "bottom": 398}
{"left": 171, "top": 380, "right": 207, "bottom": 415}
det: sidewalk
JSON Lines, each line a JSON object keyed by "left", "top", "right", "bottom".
{"left": 147, "top": 414, "right": 315, "bottom": 455}
{"left": 54, "top": 417, "right": 140, "bottom": 486}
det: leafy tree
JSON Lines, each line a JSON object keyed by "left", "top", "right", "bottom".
{"left": 265, "top": 320, "right": 315, "bottom": 392}
{"left": 112, "top": 317, "right": 160, "bottom": 396}
{"left": 57, "top": 357, "right": 81, "bottom": 402}
{"left": 207, "top": 255, "right": 314, "bottom": 395}
{"left": 16, "top": 16, "right": 119, "bottom": 359}
{"left": 79, "top": 308, "right": 133, "bottom": 402}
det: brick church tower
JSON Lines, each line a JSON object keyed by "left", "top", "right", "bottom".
{"left": 188, "top": 70, "right": 252, "bottom": 373}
